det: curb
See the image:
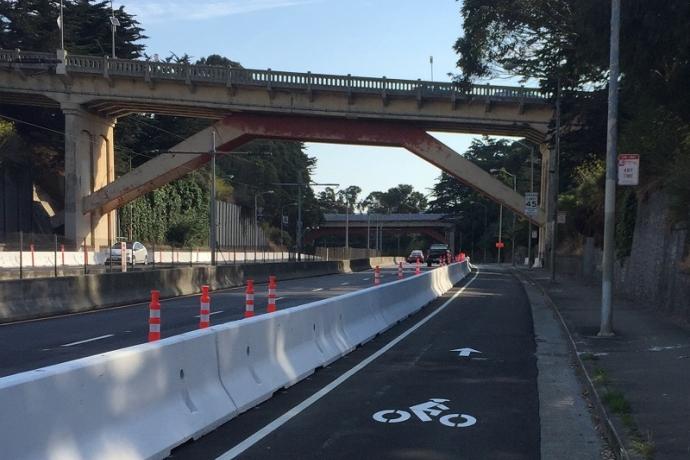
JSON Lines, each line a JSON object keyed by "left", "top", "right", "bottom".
{"left": 514, "top": 269, "right": 632, "bottom": 460}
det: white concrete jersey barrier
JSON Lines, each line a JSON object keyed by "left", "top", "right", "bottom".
{"left": 0, "top": 260, "right": 471, "bottom": 460}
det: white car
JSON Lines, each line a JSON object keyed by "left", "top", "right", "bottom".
{"left": 105, "top": 241, "right": 148, "bottom": 265}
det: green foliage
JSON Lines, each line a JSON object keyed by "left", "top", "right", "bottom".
{"left": 615, "top": 189, "right": 637, "bottom": 259}
{"left": 455, "top": 0, "right": 690, "bottom": 251}
{"left": 361, "top": 184, "right": 428, "bottom": 214}
{"left": 0, "top": 0, "right": 146, "bottom": 57}
{"left": 120, "top": 175, "right": 208, "bottom": 246}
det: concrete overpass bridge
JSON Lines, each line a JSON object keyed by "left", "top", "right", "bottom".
{"left": 308, "top": 213, "right": 455, "bottom": 249}
{"left": 0, "top": 49, "right": 556, "bottom": 259}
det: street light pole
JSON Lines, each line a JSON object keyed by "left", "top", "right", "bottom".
{"left": 599, "top": 0, "right": 621, "bottom": 337}
{"left": 210, "top": 132, "right": 217, "bottom": 266}
{"left": 550, "top": 76, "right": 562, "bottom": 282}
{"left": 109, "top": 0, "right": 119, "bottom": 59}
{"left": 345, "top": 202, "right": 349, "bottom": 252}
{"left": 497, "top": 204, "right": 503, "bottom": 264}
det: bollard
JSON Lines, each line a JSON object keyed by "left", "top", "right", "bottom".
{"left": 267, "top": 275, "right": 277, "bottom": 313}
{"left": 244, "top": 279, "right": 255, "bottom": 318}
{"left": 374, "top": 265, "right": 381, "bottom": 285}
{"left": 199, "top": 285, "right": 211, "bottom": 328}
{"left": 30, "top": 244, "right": 35, "bottom": 268}
{"left": 60, "top": 244, "right": 65, "bottom": 267}
{"left": 397, "top": 261, "right": 403, "bottom": 280}
{"left": 148, "top": 290, "right": 161, "bottom": 342}
{"left": 415, "top": 257, "right": 421, "bottom": 275}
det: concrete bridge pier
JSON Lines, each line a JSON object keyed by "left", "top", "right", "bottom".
{"left": 61, "top": 102, "right": 116, "bottom": 249}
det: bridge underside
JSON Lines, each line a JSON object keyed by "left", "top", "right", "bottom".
{"left": 85, "top": 112, "right": 546, "bottom": 227}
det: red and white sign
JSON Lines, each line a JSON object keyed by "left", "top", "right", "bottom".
{"left": 495, "top": 241, "right": 505, "bottom": 249}
{"left": 618, "top": 154, "right": 639, "bottom": 186}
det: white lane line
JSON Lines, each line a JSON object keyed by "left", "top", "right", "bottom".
{"left": 312, "top": 288, "right": 324, "bottom": 292}
{"left": 362, "top": 277, "right": 370, "bottom": 281}
{"left": 60, "top": 334, "right": 114, "bottom": 347}
{"left": 216, "top": 268, "right": 480, "bottom": 460}
{"left": 340, "top": 282, "right": 350, "bottom": 286}
{"left": 194, "top": 310, "right": 224, "bottom": 318}
{"left": 275, "top": 297, "right": 286, "bottom": 301}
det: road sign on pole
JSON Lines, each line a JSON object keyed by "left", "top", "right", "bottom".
{"left": 495, "top": 241, "right": 505, "bottom": 249}
{"left": 524, "top": 192, "right": 539, "bottom": 217}
{"left": 617, "top": 154, "right": 639, "bottom": 186}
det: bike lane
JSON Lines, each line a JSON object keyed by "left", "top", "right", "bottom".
{"left": 173, "top": 267, "right": 540, "bottom": 460}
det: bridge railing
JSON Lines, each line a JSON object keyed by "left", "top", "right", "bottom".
{"left": 0, "top": 49, "right": 552, "bottom": 101}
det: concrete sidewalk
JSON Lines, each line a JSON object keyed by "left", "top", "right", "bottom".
{"left": 521, "top": 267, "right": 690, "bottom": 460}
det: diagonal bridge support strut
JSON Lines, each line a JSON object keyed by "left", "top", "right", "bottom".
{"left": 83, "top": 113, "right": 545, "bottom": 226}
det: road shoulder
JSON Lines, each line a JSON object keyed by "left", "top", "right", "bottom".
{"left": 515, "top": 271, "right": 605, "bottom": 460}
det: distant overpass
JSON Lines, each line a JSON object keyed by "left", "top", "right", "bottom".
{"left": 309, "top": 213, "right": 455, "bottom": 250}
{"left": 0, "top": 49, "right": 555, "bottom": 263}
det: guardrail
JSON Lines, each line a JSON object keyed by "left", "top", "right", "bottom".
{"left": 0, "top": 49, "right": 551, "bottom": 102}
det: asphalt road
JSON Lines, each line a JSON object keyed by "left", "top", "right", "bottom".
{"left": 170, "top": 265, "right": 540, "bottom": 460}
{"left": 0, "top": 264, "right": 424, "bottom": 377}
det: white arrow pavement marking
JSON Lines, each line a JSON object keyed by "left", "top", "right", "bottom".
{"left": 450, "top": 348, "right": 481, "bottom": 357}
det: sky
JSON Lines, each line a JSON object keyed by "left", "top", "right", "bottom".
{"left": 116, "top": 0, "right": 508, "bottom": 200}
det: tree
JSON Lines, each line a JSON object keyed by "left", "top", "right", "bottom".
{"left": 361, "top": 184, "right": 428, "bottom": 214}
{"left": 455, "top": 0, "right": 690, "bottom": 233}
{"left": 0, "top": 0, "right": 146, "bottom": 57}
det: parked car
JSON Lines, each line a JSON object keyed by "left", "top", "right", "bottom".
{"left": 425, "top": 243, "right": 451, "bottom": 267}
{"left": 407, "top": 250, "right": 425, "bottom": 263}
{"left": 105, "top": 241, "right": 148, "bottom": 265}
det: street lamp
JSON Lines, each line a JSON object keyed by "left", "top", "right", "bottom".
{"left": 109, "top": 0, "right": 120, "bottom": 59}
{"left": 490, "top": 168, "right": 517, "bottom": 265}
{"left": 254, "top": 190, "right": 274, "bottom": 256}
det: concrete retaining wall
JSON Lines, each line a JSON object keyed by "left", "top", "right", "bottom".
{"left": 0, "top": 257, "right": 401, "bottom": 324}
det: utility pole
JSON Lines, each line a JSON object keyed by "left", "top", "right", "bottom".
{"left": 429, "top": 56, "right": 434, "bottom": 81}
{"left": 297, "top": 171, "right": 303, "bottom": 261}
{"left": 529, "top": 143, "right": 535, "bottom": 268}
{"left": 210, "top": 132, "right": 217, "bottom": 266}
{"left": 128, "top": 157, "right": 132, "bottom": 241}
{"left": 345, "top": 202, "right": 349, "bottom": 252}
{"left": 497, "top": 204, "right": 503, "bottom": 264}
{"left": 599, "top": 0, "right": 621, "bottom": 337}
{"left": 550, "top": 76, "right": 562, "bottom": 281}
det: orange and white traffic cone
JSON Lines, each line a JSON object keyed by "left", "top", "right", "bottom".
{"left": 374, "top": 265, "right": 381, "bottom": 285}
{"left": 148, "top": 290, "right": 161, "bottom": 342}
{"left": 415, "top": 257, "right": 421, "bottom": 275}
{"left": 397, "top": 261, "right": 404, "bottom": 280}
{"left": 244, "top": 279, "right": 255, "bottom": 318}
{"left": 267, "top": 275, "right": 277, "bottom": 313}
{"left": 199, "top": 285, "right": 211, "bottom": 329}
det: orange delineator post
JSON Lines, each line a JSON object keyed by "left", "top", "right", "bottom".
{"left": 199, "top": 285, "right": 211, "bottom": 329}
{"left": 267, "top": 275, "right": 277, "bottom": 313}
{"left": 374, "top": 265, "right": 381, "bottom": 285}
{"left": 60, "top": 244, "right": 65, "bottom": 266}
{"left": 415, "top": 257, "right": 421, "bottom": 275}
{"left": 397, "top": 261, "right": 404, "bottom": 280}
{"left": 244, "top": 279, "right": 255, "bottom": 318}
{"left": 148, "top": 290, "right": 161, "bottom": 342}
